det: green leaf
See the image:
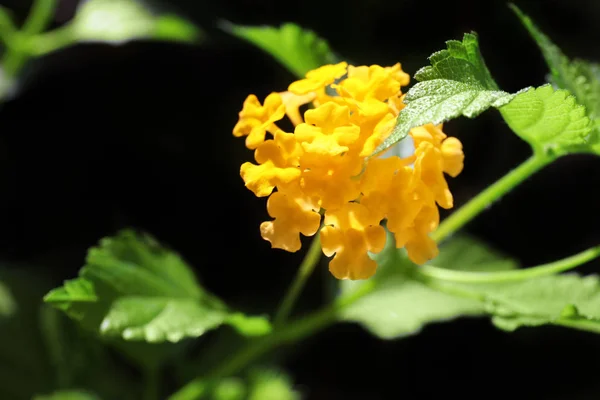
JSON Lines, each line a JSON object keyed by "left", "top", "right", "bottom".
{"left": 33, "top": 389, "right": 101, "bottom": 400}
{"left": 510, "top": 4, "right": 600, "bottom": 120}
{"left": 452, "top": 273, "right": 600, "bottom": 332}
{"left": 45, "top": 230, "right": 271, "bottom": 343}
{"left": 69, "top": 0, "right": 202, "bottom": 44}
{"left": 499, "top": 84, "right": 592, "bottom": 155}
{"left": 0, "top": 279, "right": 15, "bottom": 317}
{"left": 182, "top": 367, "right": 299, "bottom": 400}
{"left": 246, "top": 368, "right": 300, "bottom": 400}
{"left": 0, "top": 266, "right": 139, "bottom": 400}
{"left": 338, "top": 233, "right": 516, "bottom": 339}
{"left": 212, "top": 378, "right": 246, "bottom": 400}
{"left": 0, "top": 267, "right": 55, "bottom": 400}
{"left": 429, "top": 235, "right": 518, "bottom": 272}
{"left": 510, "top": 4, "right": 600, "bottom": 155}
{"left": 375, "top": 32, "right": 514, "bottom": 155}
{"left": 220, "top": 21, "right": 338, "bottom": 78}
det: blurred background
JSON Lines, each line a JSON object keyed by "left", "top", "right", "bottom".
{"left": 0, "top": 0, "right": 599, "bottom": 398}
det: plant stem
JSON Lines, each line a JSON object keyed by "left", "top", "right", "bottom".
{"left": 419, "top": 245, "right": 600, "bottom": 284}
{"left": 143, "top": 365, "right": 160, "bottom": 400}
{"left": 168, "top": 281, "right": 374, "bottom": 400}
{"left": 22, "top": 0, "right": 57, "bottom": 35}
{"left": 39, "top": 306, "right": 70, "bottom": 389}
{"left": 27, "top": 25, "right": 76, "bottom": 56}
{"left": 433, "top": 154, "right": 553, "bottom": 243}
{"left": 554, "top": 318, "right": 600, "bottom": 334}
{"left": 2, "top": 0, "right": 58, "bottom": 77}
{"left": 273, "top": 235, "right": 322, "bottom": 327}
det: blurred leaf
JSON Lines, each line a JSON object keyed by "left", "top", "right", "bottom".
{"left": 339, "top": 233, "right": 517, "bottom": 339}
{"left": 176, "top": 367, "right": 299, "bottom": 400}
{"left": 0, "top": 267, "right": 54, "bottom": 400}
{"left": 33, "top": 389, "right": 101, "bottom": 400}
{"left": 221, "top": 21, "right": 338, "bottom": 78}
{"left": 212, "top": 378, "right": 246, "bottom": 400}
{"left": 45, "top": 230, "right": 271, "bottom": 343}
{"left": 247, "top": 368, "right": 300, "bottom": 400}
{"left": 0, "top": 279, "right": 15, "bottom": 317}
{"left": 430, "top": 235, "right": 518, "bottom": 272}
{"left": 376, "top": 32, "right": 514, "bottom": 155}
{"left": 511, "top": 4, "right": 600, "bottom": 120}
{"left": 468, "top": 274, "right": 600, "bottom": 332}
{"left": 0, "top": 266, "right": 141, "bottom": 400}
{"left": 69, "top": 0, "right": 202, "bottom": 44}
{"left": 499, "top": 85, "right": 592, "bottom": 155}
{"left": 510, "top": 4, "right": 600, "bottom": 155}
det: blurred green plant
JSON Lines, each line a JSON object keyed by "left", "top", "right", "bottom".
{"left": 0, "top": 0, "right": 202, "bottom": 98}
{"left": 0, "top": 2, "right": 598, "bottom": 400}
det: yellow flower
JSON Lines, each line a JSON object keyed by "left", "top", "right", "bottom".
{"left": 278, "top": 91, "right": 316, "bottom": 127}
{"left": 411, "top": 123, "right": 464, "bottom": 177}
{"left": 233, "top": 93, "right": 285, "bottom": 149}
{"left": 395, "top": 204, "right": 440, "bottom": 265}
{"left": 260, "top": 183, "right": 321, "bottom": 252}
{"left": 240, "top": 130, "right": 301, "bottom": 197}
{"left": 321, "top": 203, "right": 386, "bottom": 279}
{"left": 295, "top": 102, "right": 361, "bottom": 167}
{"left": 337, "top": 63, "right": 409, "bottom": 102}
{"left": 288, "top": 62, "right": 348, "bottom": 95}
{"left": 234, "top": 62, "right": 465, "bottom": 280}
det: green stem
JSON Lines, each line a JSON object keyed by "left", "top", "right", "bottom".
{"left": 39, "top": 306, "right": 70, "bottom": 389}
{"left": 2, "top": 0, "right": 58, "bottom": 77}
{"left": 554, "top": 318, "right": 600, "bottom": 334}
{"left": 419, "top": 245, "right": 600, "bottom": 284}
{"left": 22, "top": 0, "right": 58, "bottom": 35}
{"left": 168, "top": 281, "right": 374, "bottom": 400}
{"left": 0, "top": 7, "right": 16, "bottom": 42}
{"left": 273, "top": 234, "right": 322, "bottom": 327}
{"left": 143, "top": 365, "right": 160, "bottom": 400}
{"left": 27, "top": 25, "right": 76, "bottom": 56}
{"left": 433, "top": 154, "right": 553, "bottom": 243}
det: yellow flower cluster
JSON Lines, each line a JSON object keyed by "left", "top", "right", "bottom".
{"left": 233, "top": 62, "right": 464, "bottom": 280}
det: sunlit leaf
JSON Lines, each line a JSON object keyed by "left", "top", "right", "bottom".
{"left": 221, "top": 21, "right": 338, "bottom": 78}
{"left": 510, "top": 4, "right": 600, "bottom": 155}
{"left": 375, "top": 33, "right": 514, "bottom": 155}
{"left": 70, "top": 0, "right": 202, "bottom": 44}
{"left": 45, "top": 230, "right": 271, "bottom": 343}
{"left": 339, "top": 233, "right": 516, "bottom": 339}
{"left": 499, "top": 84, "right": 592, "bottom": 155}
{"left": 471, "top": 273, "right": 600, "bottom": 332}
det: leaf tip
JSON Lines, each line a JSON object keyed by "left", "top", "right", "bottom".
{"left": 217, "top": 18, "right": 235, "bottom": 34}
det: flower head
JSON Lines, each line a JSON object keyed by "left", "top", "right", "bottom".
{"left": 233, "top": 62, "right": 464, "bottom": 280}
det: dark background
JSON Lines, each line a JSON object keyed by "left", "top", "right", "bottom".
{"left": 1, "top": 0, "right": 600, "bottom": 398}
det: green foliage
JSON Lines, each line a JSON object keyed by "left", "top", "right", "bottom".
{"left": 0, "top": 279, "right": 15, "bottom": 317}
{"left": 499, "top": 85, "right": 592, "bottom": 155}
{"left": 171, "top": 367, "right": 299, "bottom": 400}
{"left": 375, "top": 33, "right": 514, "bottom": 155}
{"left": 212, "top": 378, "right": 246, "bottom": 400}
{"left": 33, "top": 390, "right": 101, "bottom": 400}
{"left": 511, "top": 4, "right": 600, "bottom": 154}
{"left": 246, "top": 368, "right": 300, "bottom": 400}
{"left": 0, "top": 268, "right": 55, "bottom": 399}
{"left": 69, "top": 0, "right": 202, "bottom": 44}
{"left": 510, "top": 5, "right": 600, "bottom": 120}
{"left": 429, "top": 236, "right": 518, "bottom": 272}
{"left": 338, "top": 233, "right": 516, "bottom": 339}
{"left": 0, "top": 267, "right": 137, "bottom": 400}
{"left": 45, "top": 230, "right": 271, "bottom": 343}
{"left": 340, "top": 232, "right": 600, "bottom": 337}
{"left": 221, "top": 21, "right": 338, "bottom": 78}
{"left": 439, "top": 273, "right": 600, "bottom": 332}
